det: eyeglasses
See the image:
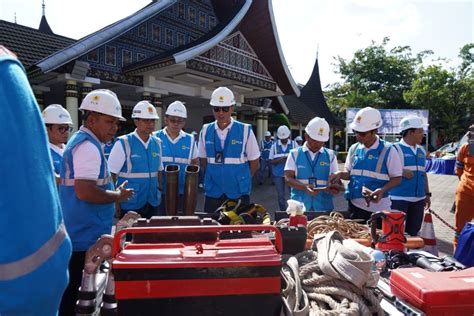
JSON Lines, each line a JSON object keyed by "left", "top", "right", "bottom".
{"left": 213, "top": 106, "right": 231, "bottom": 113}
{"left": 57, "top": 126, "right": 73, "bottom": 133}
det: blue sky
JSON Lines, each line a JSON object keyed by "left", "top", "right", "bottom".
{"left": 1, "top": 0, "right": 472, "bottom": 87}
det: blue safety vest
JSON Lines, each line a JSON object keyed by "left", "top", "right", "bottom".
{"left": 389, "top": 143, "right": 426, "bottom": 198}
{"left": 290, "top": 147, "right": 335, "bottom": 212}
{"left": 154, "top": 130, "right": 195, "bottom": 195}
{"left": 202, "top": 121, "right": 252, "bottom": 199}
{"left": 59, "top": 127, "right": 114, "bottom": 251}
{"left": 116, "top": 133, "right": 162, "bottom": 209}
{"left": 260, "top": 139, "right": 273, "bottom": 160}
{"left": 0, "top": 52, "right": 71, "bottom": 315}
{"left": 50, "top": 146, "right": 62, "bottom": 174}
{"left": 272, "top": 140, "right": 295, "bottom": 177}
{"left": 345, "top": 139, "right": 392, "bottom": 200}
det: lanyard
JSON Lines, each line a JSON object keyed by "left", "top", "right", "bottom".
{"left": 304, "top": 149, "right": 321, "bottom": 177}
{"left": 213, "top": 126, "right": 232, "bottom": 158}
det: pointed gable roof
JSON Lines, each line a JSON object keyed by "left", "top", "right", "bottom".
{"left": 299, "top": 58, "right": 337, "bottom": 125}
{"left": 0, "top": 20, "right": 75, "bottom": 68}
{"left": 38, "top": 15, "right": 53, "bottom": 35}
{"left": 35, "top": 0, "right": 177, "bottom": 73}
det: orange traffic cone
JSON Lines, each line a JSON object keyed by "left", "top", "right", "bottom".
{"left": 419, "top": 211, "right": 439, "bottom": 256}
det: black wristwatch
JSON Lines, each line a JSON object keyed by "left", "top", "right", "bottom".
{"left": 426, "top": 192, "right": 432, "bottom": 197}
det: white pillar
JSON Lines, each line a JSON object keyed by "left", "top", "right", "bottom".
{"left": 65, "top": 80, "right": 79, "bottom": 132}
{"left": 256, "top": 110, "right": 264, "bottom": 144}
{"left": 263, "top": 113, "right": 269, "bottom": 135}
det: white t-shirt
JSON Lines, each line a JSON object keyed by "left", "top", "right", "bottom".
{"left": 160, "top": 128, "right": 198, "bottom": 160}
{"left": 108, "top": 130, "right": 164, "bottom": 174}
{"left": 390, "top": 138, "right": 426, "bottom": 202}
{"left": 344, "top": 136, "right": 403, "bottom": 212}
{"left": 72, "top": 128, "right": 103, "bottom": 181}
{"left": 285, "top": 144, "right": 339, "bottom": 175}
{"left": 197, "top": 119, "right": 260, "bottom": 161}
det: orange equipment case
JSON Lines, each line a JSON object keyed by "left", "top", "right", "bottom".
{"left": 390, "top": 267, "right": 474, "bottom": 315}
{"left": 112, "top": 225, "right": 282, "bottom": 316}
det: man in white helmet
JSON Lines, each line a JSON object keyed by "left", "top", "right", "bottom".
{"left": 42, "top": 104, "right": 73, "bottom": 178}
{"left": 256, "top": 130, "right": 274, "bottom": 185}
{"left": 295, "top": 135, "right": 303, "bottom": 148}
{"left": 198, "top": 87, "right": 260, "bottom": 212}
{"left": 154, "top": 100, "right": 198, "bottom": 213}
{"left": 269, "top": 125, "right": 297, "bottom": 212}
{"left": 58, "top": 89, "right": 134, "bottom": 315}
{"left": 108, "top": 100, "right": 163, "bottom": 218}
{"left": 389, "top": 115, "right": 431, "bottom": 236}
{"left": 331, "top": 107, "right": 402, "bottom": 223}
{"left": 285, "top": 117, "right": 342, "bottom": 213}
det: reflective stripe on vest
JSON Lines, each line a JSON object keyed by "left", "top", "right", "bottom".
{"left": 60, "top": 176, "right": 113, "bottom": 186}
{"left": 350, "top": 168, "right": 390, "bottom": 181}
{"left": 0, "top": 223, "right": 67, "bottom": 280}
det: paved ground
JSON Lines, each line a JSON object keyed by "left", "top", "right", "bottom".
{"left": 195, "top": 164, "right": 458, "bottom": 256}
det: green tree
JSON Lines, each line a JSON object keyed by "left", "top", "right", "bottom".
{"left": 327, "top": 37, "right": 430, "bottom": 111}
{"left": 404, "top": 44, "right": 474, "bottom": 140}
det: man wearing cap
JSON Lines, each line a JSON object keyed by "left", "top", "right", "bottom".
{"left": 256, "top": 131, "right": 274, "bottom": 185}
{"left": 270, "top": 125, "right": 296, "bottom": 212}
{"left": 108, "top": 101, "right": 163, "bottom": 219}
{"left": 198, "top": 87, "right": 260, "bottom": 213}
{"left": 59, "top": 89, "right": 134, "bottom": 315}
{"left": 331, "top": 107, "right": 402, "bottom": 222}
{"left": 285, "top": 117, "right": 342, "bottom": 213}
{"left": 389, "top": 115, "right": 431, "bottom": 236}
{"left": 154, "top": 101, "right": 198, "bottom": 213}
{"left": 42, "top": 104, "right": 73, "bottom": 179}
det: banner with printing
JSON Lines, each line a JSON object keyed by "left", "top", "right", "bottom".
{"left": 346, "top": 108, "right": 429, "bottom": 134}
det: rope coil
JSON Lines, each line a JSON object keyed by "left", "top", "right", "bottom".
{"left": 307, "top": 212, "right": 373, "bottom": 240}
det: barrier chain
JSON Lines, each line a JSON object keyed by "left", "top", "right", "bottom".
{"left": 428, "top": 208, "right": 456, "bottom": 231}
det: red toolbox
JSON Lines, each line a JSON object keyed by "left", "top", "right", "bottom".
{"left": 390, "top": 267, "right": 474, "bottom": 315}
{"left": 112, "top": 225, "right": 282, "bottom": 316}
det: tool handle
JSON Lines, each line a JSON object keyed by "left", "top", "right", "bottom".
{"left": 112, "top": 224, "right": 282, "bottom": 256}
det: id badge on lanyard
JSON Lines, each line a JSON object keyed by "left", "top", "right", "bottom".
{"left": 215, "top": 151, "right": 224, "bottom": 163}
{"left": 308, "top": 177, "right": 317, "bottom": 186}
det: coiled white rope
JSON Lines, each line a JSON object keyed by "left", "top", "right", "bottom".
{"left": 281, "top": 232, "right": 384, "bottom": 316}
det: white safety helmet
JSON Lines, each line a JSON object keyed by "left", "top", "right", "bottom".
{"left": 131, "top": 101, "right": 159, "bottom": 119}
{"left": 277, "top": 125, "right": 291, "bottom": 139}
{"left": 210, "top": 87, "right": 235, "bottom": 107}
{"left": 42, "top": 104, "right": 73, "bottom": 125}
{"left": 265, "top": 131, "right": 271, "bottom": 137}
{"left": 79, "top": 89, "right": 126, "bottom": 121}
{"left": 165, "top": 101, "right": 187, "bottom": 118}
{"left": 295, "top": 135, "right": 303, "bottom": 142}
{"left": 305, "top": 117, "right": 329, "bottom": 142}
{"left": 399, "top": 115, "right": 428, "bottom": 132}
{"left": 349, "top": 107, "right": 382, "bottom": 132}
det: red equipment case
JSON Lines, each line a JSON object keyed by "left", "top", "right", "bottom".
{"left": 390, "top": 267, "right": 474, "bottom": 315}
{"left": 112, "top": 225, "right": 282, "bottom": 316}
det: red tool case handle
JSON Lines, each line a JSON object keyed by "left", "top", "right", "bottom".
{"left": 112, "top": 225, "right": 282, "bottom": 257}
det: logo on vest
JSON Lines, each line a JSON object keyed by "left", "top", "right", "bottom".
{"left": 131, "top": 154, "right": 141, "bottom": 158}
{"left": 368, "top": 154, "right": 374, "bottom": 160}
{"left": 205, "top": 141, "right": 214, "bottom": 145}
{"left": 320, "top": 161, "right": 328, "bottom": 166}
{"left": 231, "top": 139, "right": 243, "bottom": 145}
{"left": 152, "top": 152, "right": 160, "bottom": 158}
{"left": 418, "top": 153, "right": 423, "bottom": 158}
{"left": 181, "top": 145, "right": 190, "bottom": 150}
